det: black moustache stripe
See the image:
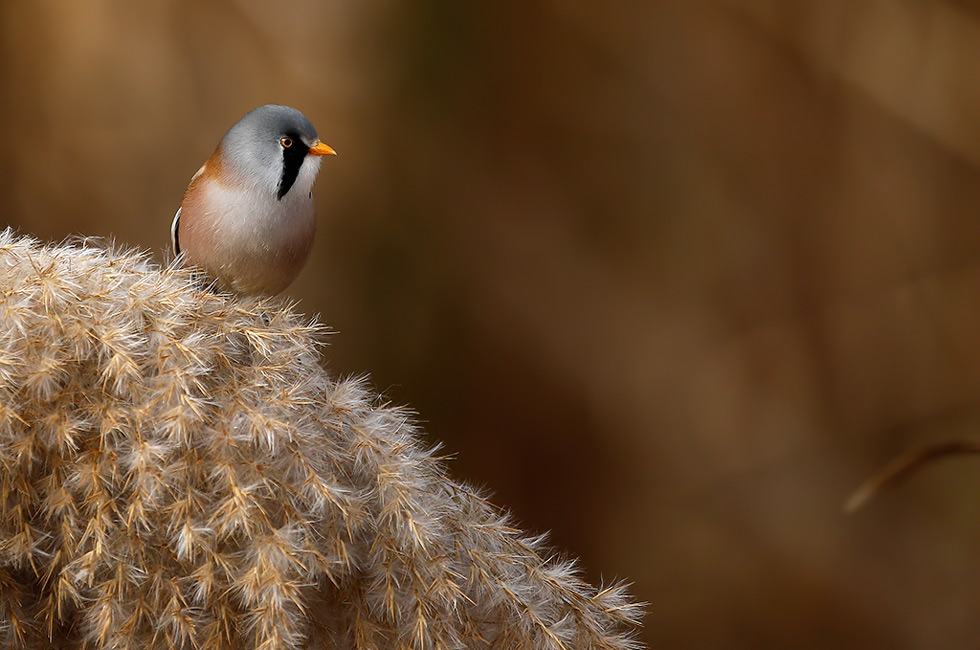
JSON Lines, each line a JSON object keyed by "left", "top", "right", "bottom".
{"left": 278, "top": 136, "right": 309, "bottom": 200}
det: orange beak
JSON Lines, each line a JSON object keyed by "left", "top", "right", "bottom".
{"left": 309, "top": 141, "right": 337, "bottom": 156}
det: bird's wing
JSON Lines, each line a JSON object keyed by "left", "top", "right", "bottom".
{"left": 171, "top": 207, "right": 181, "bottom": 256}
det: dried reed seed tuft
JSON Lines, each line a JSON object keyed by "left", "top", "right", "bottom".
{"left": 0, "top": 231, "right": 643, "bottom": 649}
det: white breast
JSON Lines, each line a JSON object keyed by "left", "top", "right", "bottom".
{"left": 178, "top": 151, "right": 323, "bottom": 295}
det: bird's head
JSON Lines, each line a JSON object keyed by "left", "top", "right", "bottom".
{"left": 218, "top": 104, "right": 336, "bottom": 200}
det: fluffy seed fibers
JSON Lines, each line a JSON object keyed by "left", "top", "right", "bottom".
{"left": 0, "top": 231, "right": 643, "bottom": 650}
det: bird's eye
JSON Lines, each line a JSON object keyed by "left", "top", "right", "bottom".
{"left": 280, "top": 137, "right": 294, "bottom": 148}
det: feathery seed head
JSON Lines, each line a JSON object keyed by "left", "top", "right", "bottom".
{"left": 0, "top": 231, "right": 643, "bottom": 649}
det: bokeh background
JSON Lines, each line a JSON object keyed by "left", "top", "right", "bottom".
{"left": 5, "top": 1, "right": 980, "bottom": 647}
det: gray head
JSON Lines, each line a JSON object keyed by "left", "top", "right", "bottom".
{"left": 218, "top": 104, "right": 335, "bottom": 200}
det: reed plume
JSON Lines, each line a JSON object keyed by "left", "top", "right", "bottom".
{"left": 0, "top": 231, "right": 643, "bottom": 649}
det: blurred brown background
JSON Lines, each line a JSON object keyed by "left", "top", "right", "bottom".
{"left": 6, "top": 1, "right": 980, "bottom": 647}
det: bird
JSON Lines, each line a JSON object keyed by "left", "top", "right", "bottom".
{"left": 172, "top": 104, "right": 336, "bottom": 295}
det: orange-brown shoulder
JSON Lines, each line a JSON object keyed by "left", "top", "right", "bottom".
{"left": 187, "top": 144, "right": 230, "bottom": 189}
{"left": 178, "top": 146, "right": 230, "bottom": 256}
{"left": 179, "top": 145, "right": 232, "bottom": 213}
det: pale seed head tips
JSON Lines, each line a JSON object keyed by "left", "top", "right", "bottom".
{"left": 0, "top": 230, "right": 643, "bottom": 650}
